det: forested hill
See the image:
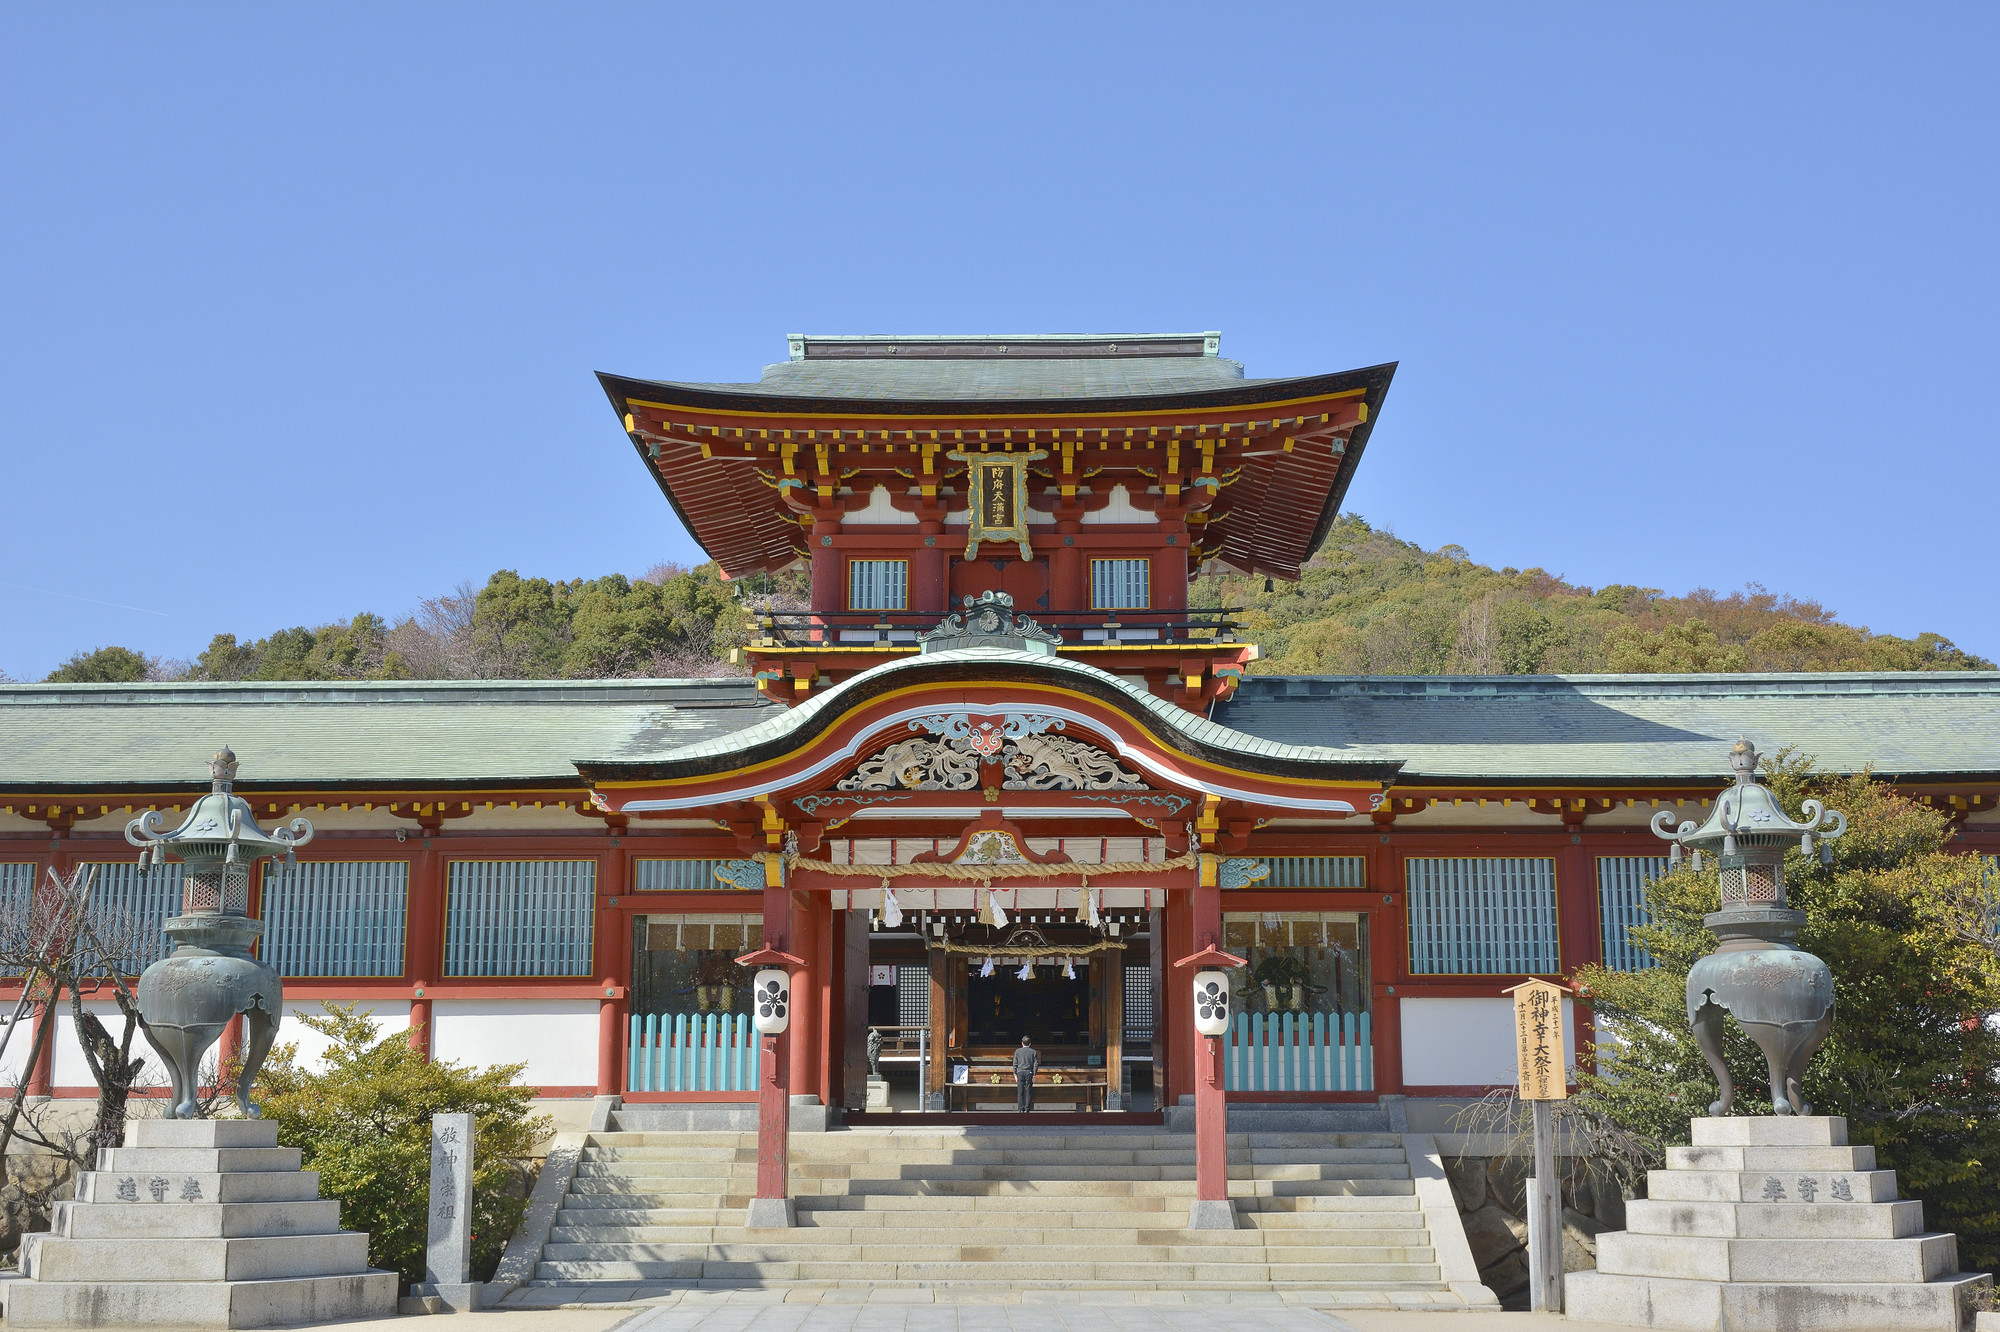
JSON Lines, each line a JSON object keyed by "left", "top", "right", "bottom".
{"left": 35, "top": 515, "right": 1992, "bottom": 683}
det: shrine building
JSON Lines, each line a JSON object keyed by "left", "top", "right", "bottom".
{"left": 5, "top": 332, "right": 2000, "bottom": 1128}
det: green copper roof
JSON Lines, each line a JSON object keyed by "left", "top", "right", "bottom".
{"left": 3, "top": 670, "right": 1997, "bottom": 794}
{"left": 0, "top": 679, "right": 779, "bottom": 792}
{"left": 1215, "top": 672, "right": 2000, "bottom": 784}
{"left": 573, "top": 646, "right": 1402, "bottom": 786}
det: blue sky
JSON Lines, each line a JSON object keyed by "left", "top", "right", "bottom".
{"left": 3, "top": 5, "right": 1995, "bottom": 679}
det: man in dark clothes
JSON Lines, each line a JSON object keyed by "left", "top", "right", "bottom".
{"left": 1013, "top": 1035, "right": 1038, "bottom": 1112}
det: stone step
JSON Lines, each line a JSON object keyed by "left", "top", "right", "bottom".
{"left": 537, "top": 1240, "right": 1438, "bottom": 1265}
{"left": 20, "top": 1231, "right": 373, "bottom": 1284}
{"left": 582, "top": 1143, "right": 1405, "bottom": 1164}
{"left": 1623, "top": 1198, "right": 1924, "bottom": 1240}
{"left": 1688, "top": 1115, "right": 1846, "bottom": 1148}
{"left": 94, "top": 1146, "right": 305, "bottom": 1175}
{"left": 1565, "top": 1270, "right": 1986, "bottom": 1332}
{"left": 1667, "top": 1144, "right": 1878, "bottom": 1172}
{"left": 519, "top": 1276, "right": 1455, "bottom": 1294}
{"left": 528, "top": 1259, "right": 1446, "bottom": 1284}
{"left": 74, "top": 1169, "right": 322, "bottom": 1205}
{"left": 49, "top": 1199, "right": 344, "bottom": 1240}
{"left": 1646, "top": 1168, "right": 1897, "bottom": 1204}
{"left": 0, "top": 1270, "right": 399, "bottom": 1329}
{"left": 574, "top": 1161, "right": 1412, "bottom": 1183}
{"left": 126, "top": 1120, "right": 283, "bottom": 1150}
{"left": 794, "top": 1196, "right": 1188, "bottom": 1216}
{"left": 547, "top": 1222, "right": 1432, "bottom": 1246}
{"left": 1595, "top": 1231, "right": 1960, "bottom": 1284}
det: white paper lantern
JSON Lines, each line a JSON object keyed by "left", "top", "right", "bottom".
{"left": 1192, "top": 969, "right": 1231, "bottom": 1037}
{"left": 752, "top": 969, "right": 792, "bottom": 1034}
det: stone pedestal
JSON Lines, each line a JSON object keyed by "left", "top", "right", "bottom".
{"left": 0, "top": 1119, "right": 397, "bottom": 1328}
{"left": 865, "top": 1077, "right": 890, "bottom": 1111}
{"left": 1566, "top": 1116, "right": 1990, "bottom": 1331}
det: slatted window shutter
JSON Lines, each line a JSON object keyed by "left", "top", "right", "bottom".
{"left": 1091, "top": 559, "right": 1150, "bottom": 610}
{"left": 1263, "top": 857, "right": 1367, "bottom": 888}
{"left": 1596, "top": 856, "right": 1667, "bottom": 972}
{"left": 1122, "top": 965, "right": 1155, "bottom": 1043}
{"left": 261, "top": 861, "right": 409, "bottom": 977}
{"left": 79, "top": 861, "right": 183, "bottom": 971}
{"left": 1404, "top": 856, "right": 1559, "bottom": 974}
{"left": 444, "top": 860, "right": 596, "bottom": 978}
{"left": 896, "top": 965, "right": 930, "bottom": 1027}
{"left": 633, "top": 860, "right": 728, "bottom": 891}
{"left": 847, "top": 560, "right": 908, "bottom": 611}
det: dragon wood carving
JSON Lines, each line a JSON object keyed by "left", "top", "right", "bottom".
{"left": 836, "top": 715, "right": 1146, "bottom": 794}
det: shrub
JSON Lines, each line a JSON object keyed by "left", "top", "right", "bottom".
{"left": 253, "top": 1004, "right": 551, "bottom": 1285}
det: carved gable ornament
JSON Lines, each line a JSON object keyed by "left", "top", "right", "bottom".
{"left": 836, "top": 712, "right": 1145, "bottom": 793}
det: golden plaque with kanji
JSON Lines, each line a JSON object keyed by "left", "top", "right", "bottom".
{"left": 948, "top": 448, "right": 1045, "bottom": 560}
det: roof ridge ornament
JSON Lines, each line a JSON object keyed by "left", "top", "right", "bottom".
{"left": 918, "top": 591, "right": 1063, "bottom": 656}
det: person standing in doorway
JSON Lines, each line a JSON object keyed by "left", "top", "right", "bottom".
{"left": 1013, "top": 1035, "right": 1038, "bottom": 1112}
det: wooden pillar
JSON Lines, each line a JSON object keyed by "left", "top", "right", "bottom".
{"left": 839, "top": 907, "right": 869, "bottom": 1110}
{"left": 594, "top": 848, "right": 630, "bottom": 1097}
{"left": 927, "top": 945, "right": 948, "bottom": 1108}
{"left": 1164, "top": 895, "right": 1194, "bottom": 1107}
{"left": 1367, "top": 832, "right": 1405, "bottom": 1095}
{"left": 1104, "top": 951, "right": 1124, "bottom": 1108}
{"left": 25, "top": 1000, "right": 55, "bottom": 1098}
{"left": 810, "top": 514, "right": 842, "bottom": 641}
{"left": 405, "top": 838, "right": 446, "bottom": 1061}
{"left": 751, "top": 883, "right": 795, "bottom": 1222}
{"left": 1557, "top": 832, "right": 1599, "bottom": 1077}
{"left": 787, "top": 890, "right": 818, "bottom": 1099}
{"left": 1189, "top": 870, "right": 1230, "bottom": 1225}
{"left": 1050, "top": 521, "right": 1084, "bottom": 612}
{"left": 914, "top": 524, "right": 949, "bottom": 613}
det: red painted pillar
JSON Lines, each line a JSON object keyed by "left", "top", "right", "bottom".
{"left": 1367, "top": 833, "right": 1406, "bottom": 1095}
{"left": 594, "top": 849, "right": 631, "bottom": 1096}
{"left": 217, "top": 1015, "right": 243, "bottom": 1091}
{"left": 595, "top": 989, "right": 620, "bottom": 1096}
{"left": 1558, "top": 834, "right": 1599, "bottom": 1077}
{"left": 751, "top": 884, "right": 796, "bottom": 1223}
{"left": 1191, "top": 873, "right": 1227, "bottom": 1216}
{"left": 25, "top": 1000, "right": 55, "bottom": 1098}
{"left": 810, "top": 514, "right": 842, "bottom": 641}
{"left": 913, "top": 523, "right": 949, "bottom": 614}
{"left": 407, "top": 998, "right": 431, "bottom": 1056}
{"left": 406, "top": 837, "right": 445, "bottom": 1061}
{"left": 788, "top": 890, "right": 818, "bottom": 1099}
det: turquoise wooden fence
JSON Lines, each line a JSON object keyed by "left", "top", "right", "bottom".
{"left": 1224, "top": 1011, "right": 1372, "bottom": 1091}
{"left": 626, "top": 1013, "right": 758, "bottom": 1092}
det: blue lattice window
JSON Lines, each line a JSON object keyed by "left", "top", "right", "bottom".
{"left": 1597, "top": 856, "right": 1667, "bottom": 972}
{"left": 444, "top": 860, "right": 595, "bottom": 978}
{"left": 261, "top": 860, "right": 409, "bottom": 978}
{"left": 1405, "top": 857, "right": 1558, "bottom": 975}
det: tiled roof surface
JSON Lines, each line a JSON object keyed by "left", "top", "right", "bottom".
{"left": 1213, "top": 673, "right": 2000, "bottom": 782}
{"left": 5, "top": 671, "right": 1996, "bottom": 791}
{"left": 0, "top": 680, "right": 780, "bottom": 790}
{"left": 666, "top": 355, "right": 1253, "bottom": 402}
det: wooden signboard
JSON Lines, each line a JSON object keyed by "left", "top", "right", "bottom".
{"left": 1502, "top": 978, "right": 1572, "bottom": 1313}
{"left": 1505, "top": 978, "right": 1569, "bottom": 1100}
{"left": 948, "top": 449, "right": 1045, "bottom": 560}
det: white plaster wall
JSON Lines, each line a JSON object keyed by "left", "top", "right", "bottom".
{"left": 0, "top": 1005, "right": 29, "bottom": 1085}
{"left": 431, "top": 999, "right": 598, "bottom": 1088}
{"left": 1400, "top": 995, "right": 1577, "bottom": 1088}
{"left": 275, "top": 999, "right": 411, "bottom": 1072}
{"left": 50, "top": 1001, "right": 141, "bottom": 1087}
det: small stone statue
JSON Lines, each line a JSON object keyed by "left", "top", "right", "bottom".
{"left": 866, "top": 1026, "right": 884, "bottom": 1078}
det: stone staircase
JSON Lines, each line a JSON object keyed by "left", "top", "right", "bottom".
{"left": 507, "top": 1121, "right": 1494, "bottom": 1304}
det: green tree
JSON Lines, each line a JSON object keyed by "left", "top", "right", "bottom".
{"left": 191, "top": 615, "right": 407, "bottom": 681}
{"left": 1603, "top": 618, "right": 1750, "bottom": 673}
{"left": 253, "top": 1004, "right": 551, "bottom": 1284}
{"left": 1575, "top": 753, "right": 2000, "bottom": 1266}
{"left": 44, "top": 646, "right": 150, "bottom": 683}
